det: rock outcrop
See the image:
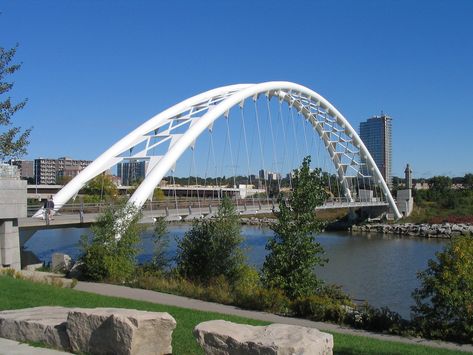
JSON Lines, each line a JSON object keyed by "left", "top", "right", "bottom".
{"left": 0, "top": 306, "right": 176, "bottom": 354}
{"left": 194, "top": 320, "right": 333, "bottom": 355}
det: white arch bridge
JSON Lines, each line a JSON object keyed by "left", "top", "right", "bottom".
{"left": 33, "top": 81, "right": 401, "bottom": 221}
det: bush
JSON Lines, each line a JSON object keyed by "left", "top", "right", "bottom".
{"left": 79, "top": 204, "right": 142, "bottom": 283}
{"left": 255, "top": 287, "right": 291, "bottom": 315}
{"left": 292, "top": 284, "right": 353, "bottom": 323}
{"left": 232, "top": 265, "right": 261, "bottom": 300}
{"left": 149, "top": 216, "right": 171, "bottom": 272}
{"left": 176, "top": 197, "right": 244, "bottom": 284}
{"left": 293, "top": 294, "right": 347, "bottom": 323}
{"left": 344, "top": 305, "right": 407, "bottom": 335}
{"left": 412, "top": 235, "right": 473, "bottom": 343}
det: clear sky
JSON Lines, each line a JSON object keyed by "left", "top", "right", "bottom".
{"left": 1, "top": 0, "right": 472, "bottom": 178}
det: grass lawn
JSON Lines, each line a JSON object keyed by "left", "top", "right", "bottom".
{"left": 0, "top": 276, "right": 466, "bottom": 355}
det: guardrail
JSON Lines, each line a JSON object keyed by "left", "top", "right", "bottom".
{"left": 27, "top": 196, "right": 388, "bottom": 218}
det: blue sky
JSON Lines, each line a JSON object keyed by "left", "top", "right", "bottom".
{"left": 1, "top": 0, "right": 472, "bottom": 178}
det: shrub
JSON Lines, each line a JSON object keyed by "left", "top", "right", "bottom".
{"left": 233, "top": 265, "right": 261, "bottom": 298}
{"left": 149, "top": 216, "right": 171, "bottom": 272}
{"left": 293, "top": 294, "right": 347, "bottom": 323}
{"left": 79, "top": 204, "right": 142, "bottom": 283}
{"left": 344, "top": 305, "right": 407, "bottom": 334}
{"left": 412, "top": 235, "right": 473, "bottom": 343}
{"left": 256, "top": 287, "right": 291, "bottom": 315}
{"left": 176, "top": 197, "right": 244, "bottom": 284}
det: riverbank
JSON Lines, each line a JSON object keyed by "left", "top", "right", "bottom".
{"left": 352, "top": 223, "right": 473, "bottom": 238}
{"left": 1, "top": 276, "right": 471, "bottom": 354}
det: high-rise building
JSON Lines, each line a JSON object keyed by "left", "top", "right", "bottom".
{"left": 359, "top": 113, "right": 392, "bottom": 189}
{"left": 34, "top": 157, "right": 92, "bottom": 184}
{"left": 117, "top": 160, "right": 148, "bottom": 186}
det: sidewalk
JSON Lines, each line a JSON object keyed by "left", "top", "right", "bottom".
{"left": 76, "top": 281, "right": 473, "bottom": 353}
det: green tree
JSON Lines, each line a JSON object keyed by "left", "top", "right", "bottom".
{"left": 176, "top": 197, "right": 244, "bottom": 284}
{"left": 150, "top": 216, "right": 170, "bottom": 271}
{"left": 464, "top": 173, "right": 473, "bottom": 190}
{"left": 262, "top": 156, "right": 328, "bottom": 299}
{"left": 430, "top": 176, "right": 452, "bottom": 192}
{"left": 152, "top": 187, "right": 165, "bottom": 201}
{"left": 0, "top": 45, "right": 31, "bottom": 161}
{"left": 79, "top": 204, "right": 142, "bottom": 282}
{"left": 412, "top": 236, "right": 473, "bottom": 343}
{"left": 82, "top": 173, "right": 118, "bottom": 200}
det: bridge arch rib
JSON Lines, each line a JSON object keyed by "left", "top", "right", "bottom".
{"left": 34, "top": 81, "right": 402, "bottom": 220}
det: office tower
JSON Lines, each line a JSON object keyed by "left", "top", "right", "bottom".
{"left": 359, "top": 113, "right": 392, "bottom": 189}
{"left": 117, "top": 160, "right": 148, "bottom": 186}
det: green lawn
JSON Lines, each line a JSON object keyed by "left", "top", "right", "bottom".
{"left": 0, "top": 276, "right": 466, "bottom": 355}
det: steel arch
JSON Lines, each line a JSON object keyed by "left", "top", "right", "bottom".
{"left": 34, "top": 81, "right": 402, "bottom": 219}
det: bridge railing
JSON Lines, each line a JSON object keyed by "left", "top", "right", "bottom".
{"left": 27, "top": 195, "right": 388, "bottom": 218}
{"left": 26, "top": 197, "right": 279, "bottom": 217}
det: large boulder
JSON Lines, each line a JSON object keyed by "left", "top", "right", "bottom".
{"left": 194, "top": 320, "right": 333, "bottom": 355}
{"left": 0, "top": 306, "right": 176, "bottom": 355}
{"left": 51, "top": 253, "right": 72, "bottom": 273}
{"left": 0, "top": 306, "right": 71, "bottom": 351}
{"left": 66, "top": 307, "right": 176, "bottom": 355}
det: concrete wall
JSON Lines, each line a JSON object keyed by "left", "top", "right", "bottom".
{"left": 0, "top": 179, "right": 27, "bottom": 219}
{"left": 0, "top": 165, "right": 27, "bottom": 270}
{"left": 396, "top": 189, "right": 413, "bottom": 217}
{"left": 0, "top": 220, "right": 21, "bottom": 269}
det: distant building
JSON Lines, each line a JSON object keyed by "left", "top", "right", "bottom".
{"left": 117, "top": 160, "right": 148, "bottom": 186}
{"left": 360, "top": 113, "right": 392, "bottom": 189}
{"left": 258, "top": 169, "right": 267, "bottom": 180}
{"left": 8, "top": 159, "right": 34, "bottom": 180}
{"left": 405, "top": 163, "right": 412, "bottom": 189}
{"left": 414, "top": 181, "right": 430, "bottom": 190}
{"left": 34, "top": 157, "right": 92, "bottom": 185}
{"left": 258, "top": 169, "right": 280, "bottom": 181}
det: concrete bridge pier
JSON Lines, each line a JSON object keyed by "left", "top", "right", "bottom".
{"left": 0, "top": 165, "right": 27, "bottom": 270}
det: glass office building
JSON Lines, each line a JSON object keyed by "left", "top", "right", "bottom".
{"left": 359, "top": 114, "right": 392, "bottom": 189}
{"left": 117, "top": 160, "right": 148, "bottom": 186}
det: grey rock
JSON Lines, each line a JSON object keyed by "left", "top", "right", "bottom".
{"left": 67, "top": 307, "right": 176, "bottom": 355}
{"left": 0, "top": 306, "right": 71, "bottom": 351}
{"left": 51, "top": 253, "right": 72, "bottom": 273}
{"left": 194, "top": 320, "right": 333, "bottom": 355}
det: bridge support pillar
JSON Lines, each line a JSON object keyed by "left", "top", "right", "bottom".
{"left": 0, "top": 220, "right": 21, "bottom": 270}
{"left": 0, "top": 165, "right": 26, "bottom": 271}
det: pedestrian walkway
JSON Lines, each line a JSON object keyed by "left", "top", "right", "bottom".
{"left": 75, "top": 281, "right": 473, "bottom": 353}
{"left": 0, "top": 337, "right": 68, "bottom": 355}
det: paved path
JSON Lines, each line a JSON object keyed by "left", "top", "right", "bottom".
{"left": 0, "top": 338, "right": 68, "bottom": 355}
{"left": 76, "top": 281, "right": 473, "bottom": 353}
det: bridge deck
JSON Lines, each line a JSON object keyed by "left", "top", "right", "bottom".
{"left": 19, "top": 201, "right": 388, "bottom": 230}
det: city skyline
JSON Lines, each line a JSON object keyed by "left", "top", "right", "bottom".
{"left": 1, "top": 0, "right": 472, "bottom": 178}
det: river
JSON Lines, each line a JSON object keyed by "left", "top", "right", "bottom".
{"left": 21, "top": 225, "right": 447, "bottom": 318}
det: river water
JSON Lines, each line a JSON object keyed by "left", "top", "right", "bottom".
{"left": 22, "top": 225, "right": 447, "bottom": 318}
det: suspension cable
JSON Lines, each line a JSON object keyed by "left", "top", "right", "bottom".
{"left": 225, "top": 111, "right": 238, "bottom": 208}
{"left": 254, "top": 97, "right": 270, "bottom": 207}
{"left": 240, "top": 103, "right": 255, "bottom": 206}
{"left": 266, "top": 95, "right": 281, "bottom": 196}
